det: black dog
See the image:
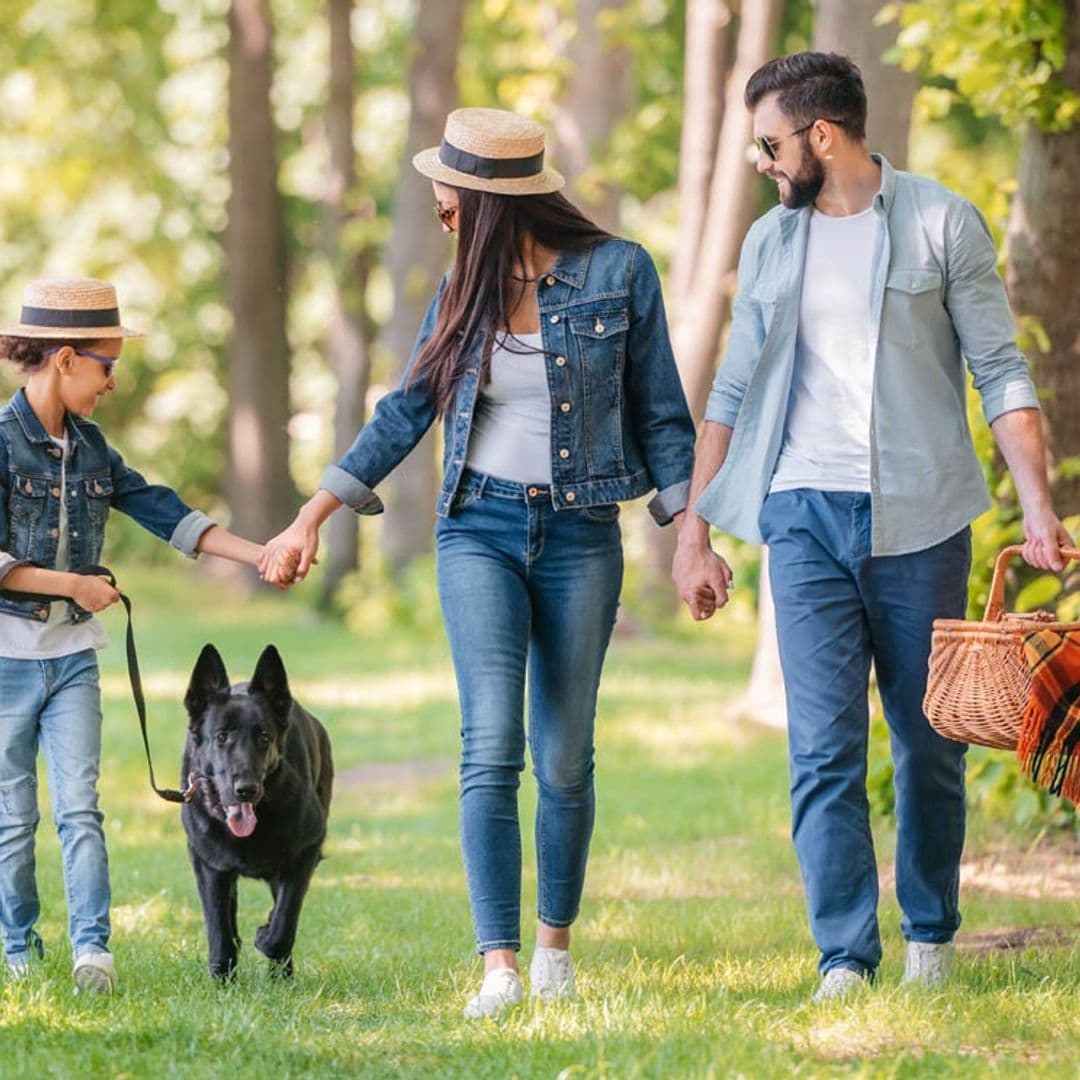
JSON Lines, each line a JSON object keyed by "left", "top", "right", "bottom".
{"left": 181, "top": 644, "right": 333, "bottom": 978}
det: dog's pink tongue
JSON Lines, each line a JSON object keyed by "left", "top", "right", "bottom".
{"left": 225, "top": 803, "right": 257, "bottom": 838}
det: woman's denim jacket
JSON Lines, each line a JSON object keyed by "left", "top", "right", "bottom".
{"left": 0, "top": 388, "right": 214, "bottom": 623}
{"left": 321, "top": 238, "right": 696, "bottom": 525}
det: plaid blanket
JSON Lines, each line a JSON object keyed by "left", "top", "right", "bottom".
{"left": 1018, "top": 628, "right": 1080, "bottom": 802}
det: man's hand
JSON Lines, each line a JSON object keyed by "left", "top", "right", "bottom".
{"left": 672, "top": 534, "right": 733, "bottom": 621}
{"left": 1021, "top": 508, "right": 1074, "bottom": 571}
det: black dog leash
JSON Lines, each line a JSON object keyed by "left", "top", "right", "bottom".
{"left": 1, "top": 566, "right": 192, "bottom": 805}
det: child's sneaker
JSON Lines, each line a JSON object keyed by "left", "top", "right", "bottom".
{"left": 6, "top": 931, "right": 44, "bottom": 981}
{"left": 73, "top": 950, "right": 117, "bottom": 995}
{"left": 462, "top": 967, "right": 523, "bottom": 1019}
{"left": 529, "top": 946, "right": 576, "bottom": 1001}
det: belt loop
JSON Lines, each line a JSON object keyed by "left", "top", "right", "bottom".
{"left": 476, "top": 472, "right": 488, "bottom": 499}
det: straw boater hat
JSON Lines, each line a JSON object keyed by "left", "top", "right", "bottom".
{"left": 413, "top": 108, "right": 564, "bottom": 196}
{"left": 0, "top": 278, "right": 141, "bottom": 339}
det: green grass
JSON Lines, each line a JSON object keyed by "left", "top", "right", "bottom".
{"left": 3, "top": 565, "right": 1080, "bottom": 1078}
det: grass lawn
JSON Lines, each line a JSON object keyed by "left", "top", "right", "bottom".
{"left": 3, "top": 564, "right": 1079, "bottom": 1078}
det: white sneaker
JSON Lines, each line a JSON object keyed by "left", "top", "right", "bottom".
{"left": 903, "top": 941, "right": 955, "bottom": 987}
{"left": 811, "top": 966, "right": 868, "bottom": 1003}
{"left": 462, "top": 967, "right": 523, "bottom": 1019}
{"left": 529, "top": 946, "right": 576, "bottom": 1001}
{"left": 73, "top": 951, "right": 117, "bottom": 995}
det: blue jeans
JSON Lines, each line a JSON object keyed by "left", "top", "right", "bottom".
{"left": 436, "top": 470, "right": 623, "bottom": 953}
{"left": 759, "top": 490, "right": 969, "bottom": 976}
{"left": 0, "top": 650, "right": 110, "bottom": 963}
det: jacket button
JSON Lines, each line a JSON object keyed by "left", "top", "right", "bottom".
{"left": 50, "top": 487, "right": 60, "bottom": 497}
{"left": 565, "top": 492, "right": 576, "bottom": 502}
{"left": 549, "top": 314, "right": 560, "bottom": 324}
{"left": 36, "top": 608, "right": 48, "bottom": 620}
{"left": 560, "top": 402, "right": 571, "bottom": 412}
{"left": 47, "top": 447, "right": 61, "bottom": 457}
{"left": 545, "top": 275, "right": 555, "bottom": 286}
{"left": 49, "top": 528, "right": 59, "bottom": 539}
{"left": 555, "top": 356, "right": 567, "bottom": 367}
{"left": 559, "top": 448, "right": 569, "bottom": 459}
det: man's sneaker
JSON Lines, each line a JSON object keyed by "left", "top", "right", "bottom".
{"left": 903, "top": 940, "right": 955, "bottom": 988}
{"left": 6, "top": 931, "right": 44, "bottom": 981}
{"left": 529, "top": 946, "right": 576, "bottom": 1001}
{"left": 73, "top": 951, "right": 117, "bottom": 995}
{"left": 811, "top": 965, "right": 869, "bottom": 1003}
{"left": 463, "top": 967, "right": 523, "bottom": 1019}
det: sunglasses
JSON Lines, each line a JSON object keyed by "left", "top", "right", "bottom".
{"left": 433, "top": 202, "right": 457, "bottom": 227}
{"left": 753, "top": 118, "right": 845, "bottom": 162}
{"left": 48, "top": 345, "right": 118, "bottom": 378}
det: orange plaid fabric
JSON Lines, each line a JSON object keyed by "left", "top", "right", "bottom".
{"left": 1018, "top": 628, "right": 1080, "bottom": 802}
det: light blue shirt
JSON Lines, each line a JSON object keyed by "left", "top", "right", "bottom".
{"left": 696, "top": 156, "right": 1040, "bottom": 556}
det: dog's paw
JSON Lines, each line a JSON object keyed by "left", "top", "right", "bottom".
{"left": 209, "top": 959, "right": 238, "bottom": 982}
{"left": 268, "top": 955, "right": 294, "bottom": 980}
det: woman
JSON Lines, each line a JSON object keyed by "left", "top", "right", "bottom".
{"left": 261, "top": 107, "right": 695, "bottom": 1018}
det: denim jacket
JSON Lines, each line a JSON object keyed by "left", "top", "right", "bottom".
{"left": 696, "top": 156, "right": 1040, "bottom": 556}
{"left": 321, "top": 238, "right": 696, "bottom": 525}
{"left": 0, "top": 388, "right": 214, "bottom": 622}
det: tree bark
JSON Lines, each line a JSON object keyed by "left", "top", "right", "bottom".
{"left": 549, "top": 0, "right": 633, "bottom": 231}
{"left": 813, "top": 0, "right": 917, "bottom": 169}
{"left": 318, "top": 0, "right": 374, "bottom": 609}
{"left": 1005, "top": 0, "right": 1080, "bottom": 514}
{"left": 379, "top": 0, "right": 468, "bottom": 578}
{"left": 225, "top": 0, "right": 298, "bottom": 544}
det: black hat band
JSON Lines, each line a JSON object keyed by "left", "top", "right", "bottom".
{"left": 438, "top": 139, "right": 544, "bottom": 180}
{"left": 20, "top": 305, "right": 120, "bottom": 328}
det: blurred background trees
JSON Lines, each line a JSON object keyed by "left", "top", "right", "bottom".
{"left": 1, "top": 2, "right": 1078, "bottom": 767}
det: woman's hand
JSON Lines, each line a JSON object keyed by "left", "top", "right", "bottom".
{"left": 70, "top": 574, "right": 121, "bottom": 613}
{"left": 259, "top": 517, "right": 319, "bottom": 586}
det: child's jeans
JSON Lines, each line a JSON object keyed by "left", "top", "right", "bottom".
{"left": 0, "top": 650, "right": 110, "bottom": 964}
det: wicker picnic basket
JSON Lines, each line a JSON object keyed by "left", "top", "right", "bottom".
{"left": 923, "top": 544, "right": 1080, "bottom": 750}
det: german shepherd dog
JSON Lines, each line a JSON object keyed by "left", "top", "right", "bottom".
{"left": 182, "top": 644, "right": 333, "bottom": 978}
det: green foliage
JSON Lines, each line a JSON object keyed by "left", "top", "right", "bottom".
{"left": 886, "top": 0, "right": 1080, "bottom": 132}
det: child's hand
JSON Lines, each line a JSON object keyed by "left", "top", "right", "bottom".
{"left": 71, "top": 574, "right": 121, "bottom": 613}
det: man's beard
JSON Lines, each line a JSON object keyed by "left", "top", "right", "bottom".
{"left": 776, "top": 139, "right": 825, "bottom": 209}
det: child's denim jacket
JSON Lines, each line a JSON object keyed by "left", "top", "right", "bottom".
{"left": 0, "top": 388, "right": 213, "bottom": 623}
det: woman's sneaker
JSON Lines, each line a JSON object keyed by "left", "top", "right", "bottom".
{"left": 463, "top": 967, "right": 523, "bottom": 1019}
{"left": 73, "top": 951, "right": 117, "bottom": 995}
{"left": 529, "top": 947, "right": 576, "bottom": 1001}
{"left": 6, "top": 931, "right": 44, "bottom": 981}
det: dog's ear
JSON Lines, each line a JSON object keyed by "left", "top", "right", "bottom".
{"left": 184, "top": 644, "right": 230, "bottom": 729}
{"left": 249, "top": 645, "right": 292, "bottom": 729}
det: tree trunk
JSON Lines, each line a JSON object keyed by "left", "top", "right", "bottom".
{"left": 379, "top": 0, "right": 468, "bottom": 578}
{"left": 814, "top": 0, "right": 917, "bottom": 169}
{"left": 225, "top": 0, "right": 298, "bottom": 545}
{"left": 549, "top": 0, "right": 633, "bottom": 231}
{"left": 642, "top": 0, "right": 781, "bottom": 609}
{"left": 319, "top": 0, "right": 374, "bottom": 609}
{"left": 1005, "top": 0, "right": 1080, "bottom": 514}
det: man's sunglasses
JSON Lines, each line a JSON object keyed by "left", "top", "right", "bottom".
{"left": 754, "top": 118, "right": 845, "bottom": 162}
{"left": 49, "top": 345, "right": 117, "bottom": 378}
{"left": 433, "top": 203, "right": 457, "bottom": 227}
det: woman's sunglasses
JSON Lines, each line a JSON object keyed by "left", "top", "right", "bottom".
{"left": 48, "top": 345, "right": 118, "bottom": 378}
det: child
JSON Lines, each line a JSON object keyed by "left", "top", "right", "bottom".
{"left": 0, "top": 278, "right": 268, "bottom": 993}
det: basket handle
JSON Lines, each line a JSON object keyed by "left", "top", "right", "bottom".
{"left": 984, "top": 544, "right": 1080, "bottom": 622}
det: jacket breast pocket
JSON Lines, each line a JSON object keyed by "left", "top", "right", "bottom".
{"left": 569, "top": 310, "right": 630, "bottom": 477}
{"left": 84, "top": 475, "right": 114, "bottom": 528}
{"left": 9, "top": 473, "right": 46, "bottom": 523}
{"left": 882, "top": 267, "right": 945, "bottom": 348}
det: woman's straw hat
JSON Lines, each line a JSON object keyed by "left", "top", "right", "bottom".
{"left": 413, "top": 108, "right": 564, "bottom": 196}
{"left": 0, "top": 278, "right": 141, "bottom": 339}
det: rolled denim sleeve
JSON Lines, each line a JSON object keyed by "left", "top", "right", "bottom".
{"left": 108, "top": 446, "right": 216, "bottom": 559}
{"left": 704, "top": 220, "right": 767, "bottom": 427}
{"left": 324, "top": 275, "right": 447, "bottom": 514}
{"left": 0, "top": 435, "right": 29, "bottom": 583}
{"left": 625, "top": 245, "right": 695, "bottom": 526}
{"left": 946, "top": 199, "right": 1039, "bottom": 424}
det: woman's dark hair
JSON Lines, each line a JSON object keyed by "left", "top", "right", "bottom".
{"left": 0, "top": 336, "right": 96, "bottom": 373}
{"left": 410, "top": 188, "right": 612, "bottom": 414}
{"left": 745, "top": 51, "right": 867, "bottom": 141}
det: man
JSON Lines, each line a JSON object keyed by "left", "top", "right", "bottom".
{"left": 672, "top": 52, "right": 1070, "bottom": 1002}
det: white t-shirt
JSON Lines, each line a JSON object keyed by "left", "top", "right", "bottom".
{"left": 769, "top": 204, "right": 880, "bottom": 494}
{"left": 0, "top": 435, "right": 108, "bottom": 659}
{"left": 466, "top": 332, "right": 553, "bottom": 484}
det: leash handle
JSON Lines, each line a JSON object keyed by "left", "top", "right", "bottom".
{"left": 0, "top": 566, "right": 189, "bottom": 805}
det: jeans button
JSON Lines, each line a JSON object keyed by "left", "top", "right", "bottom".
{"left": 565, "top": 492, "right": 576, "bottom": 502}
